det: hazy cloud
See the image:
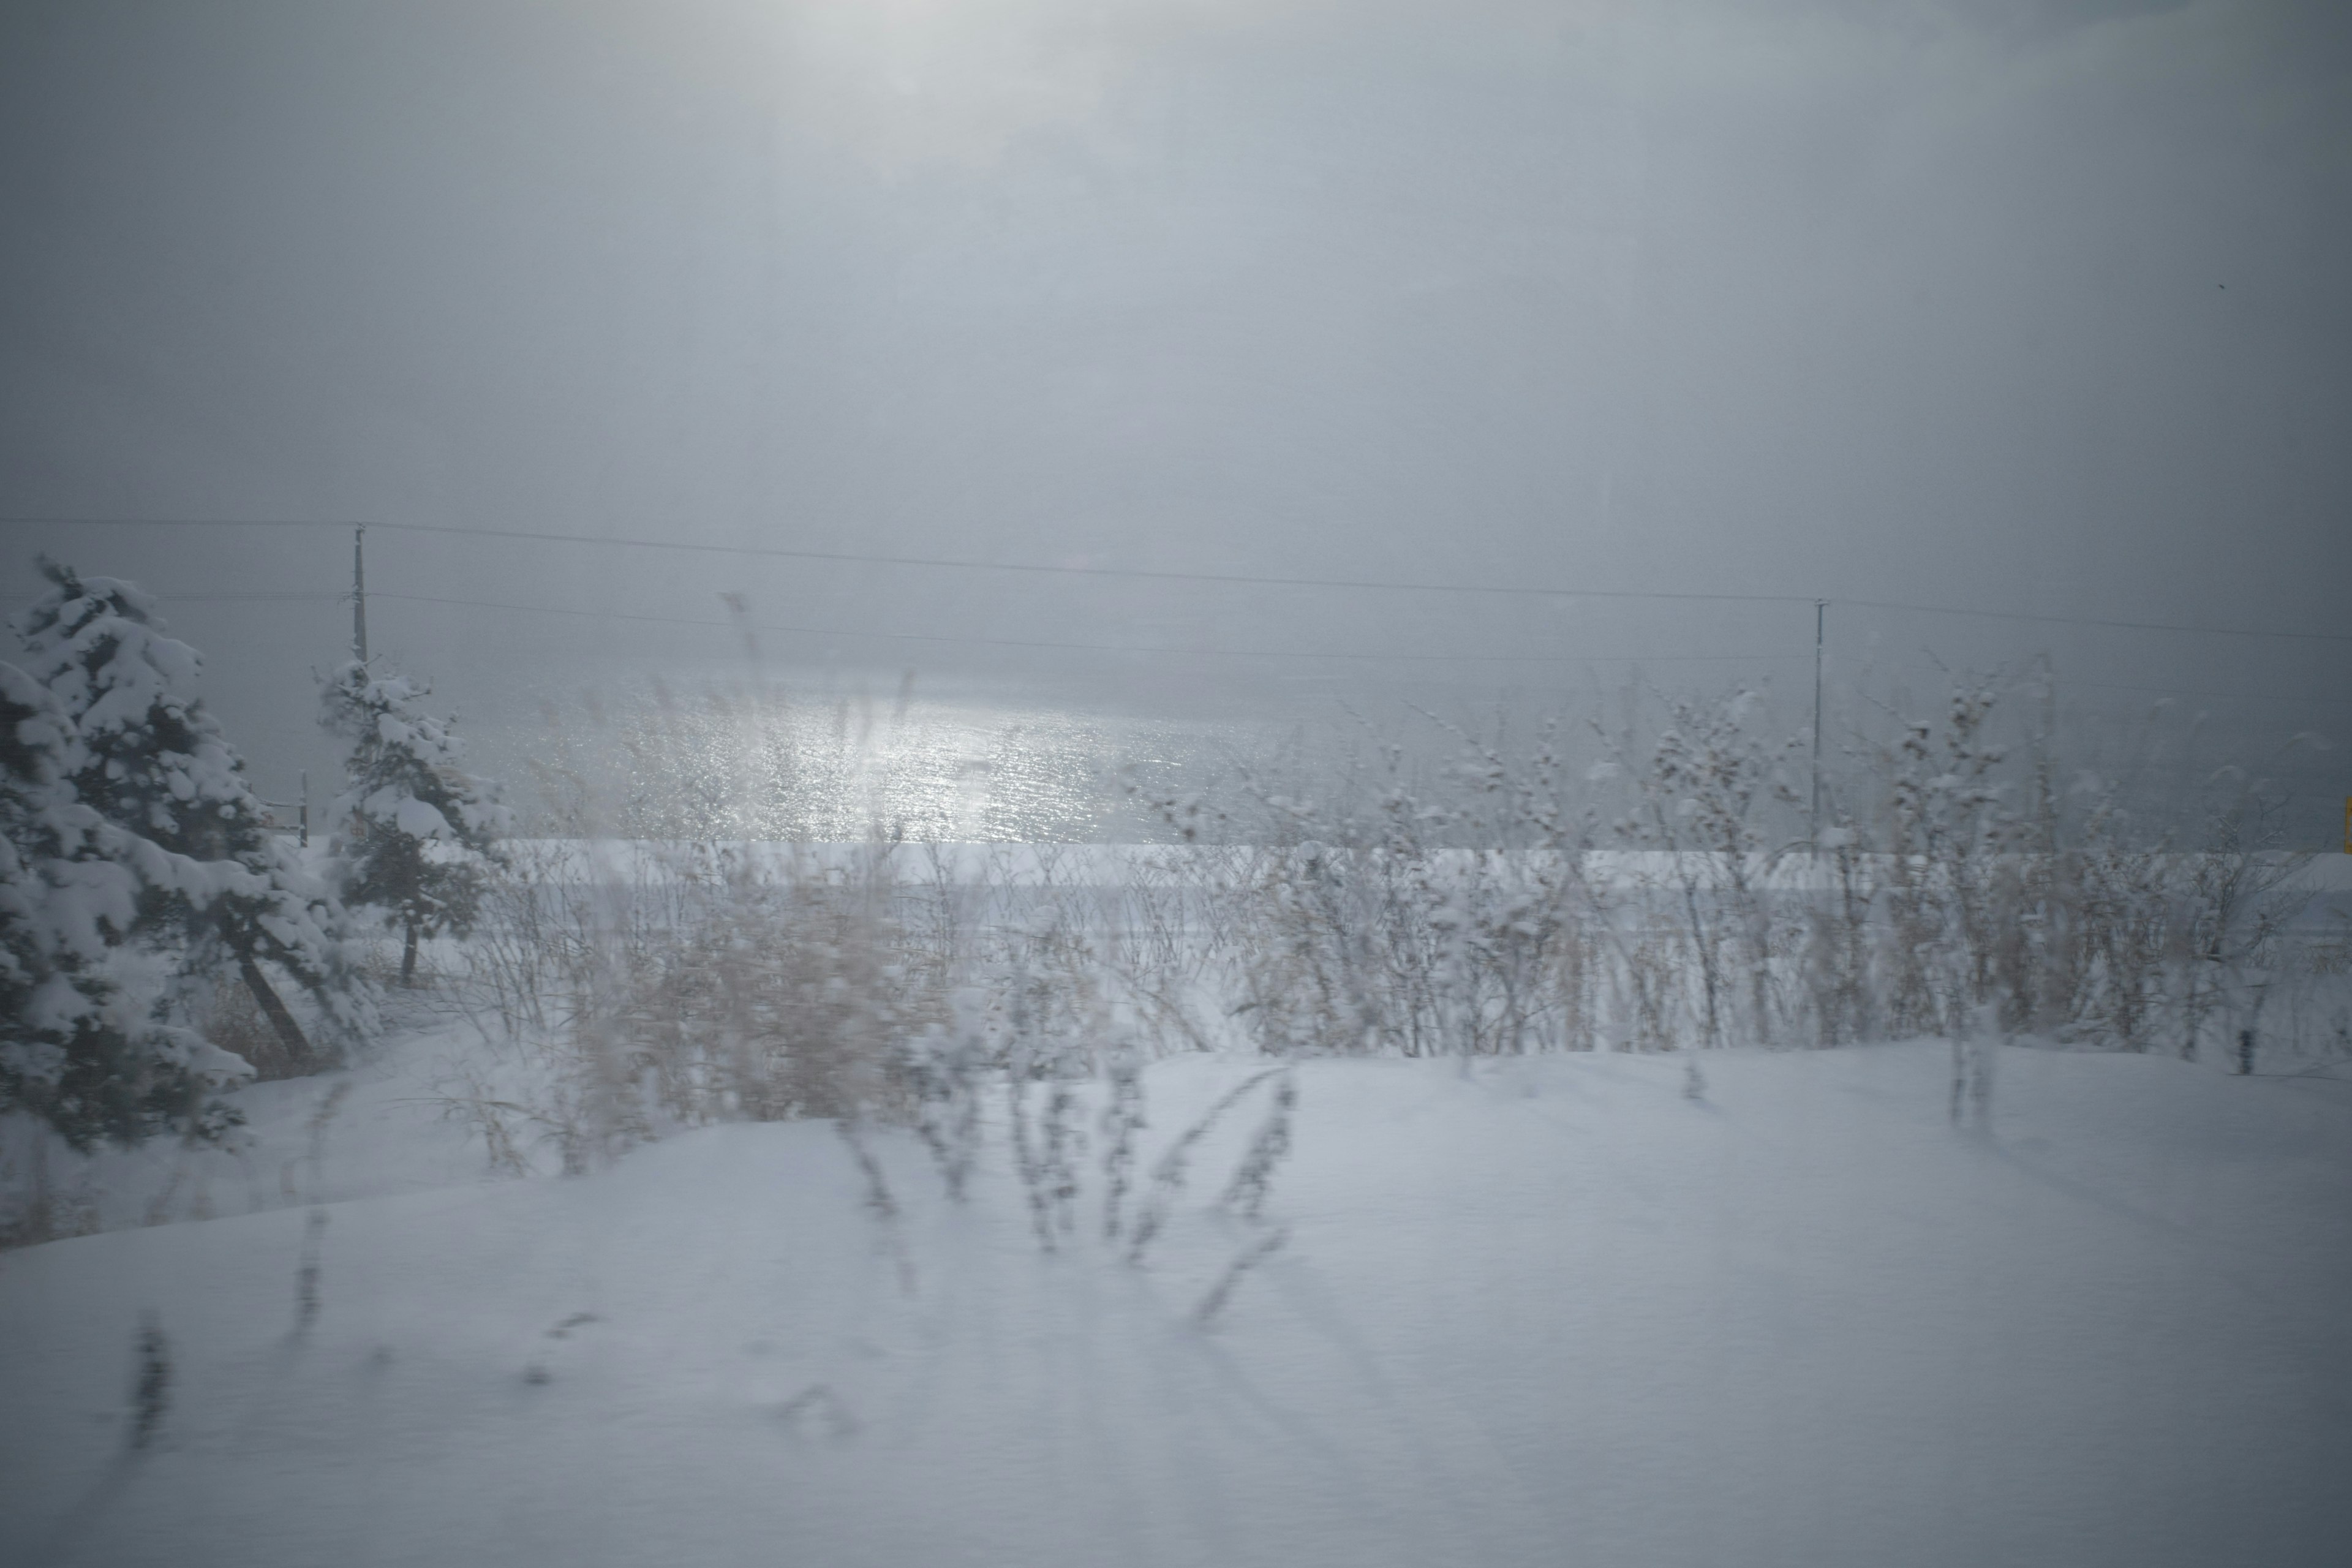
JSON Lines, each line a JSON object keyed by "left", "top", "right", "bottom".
{"left": 778, "top": 0, "right": 1301, "bottom": 170}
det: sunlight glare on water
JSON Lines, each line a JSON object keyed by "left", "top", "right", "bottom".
{"left": 526, "top": 674, "right": 1246, "bottom": 843}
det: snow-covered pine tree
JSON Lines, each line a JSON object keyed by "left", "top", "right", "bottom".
{"left": 0, "top": 662, "right": 248, "bottom": 1147}
{"left": 13, "top": 560, "right": 374, "bottom": 1075}
{"left": 319, "top": 660, "right": 510, "bottom": 987}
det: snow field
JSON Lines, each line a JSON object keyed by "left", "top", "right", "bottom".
{"left": 4, "top": 1042, "right": 2348, "bottom": 1568}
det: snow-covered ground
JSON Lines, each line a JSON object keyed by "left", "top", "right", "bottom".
{"left": 4, "top": 1039, "right": 2348, "bottom": 1568}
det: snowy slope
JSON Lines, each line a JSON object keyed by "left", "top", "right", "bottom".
{"left": 4, "top": 1045, "right": 2348, "bottom": 1568}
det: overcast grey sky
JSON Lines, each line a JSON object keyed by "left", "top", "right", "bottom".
{"left": 2, "top": 0, "right": 2346, "bottom": 823}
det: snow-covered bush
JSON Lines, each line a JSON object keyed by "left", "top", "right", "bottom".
{"left": 0, "top": 662, "right": 246, "bottom": 1148}
{"left": 1852, "top": 687, "right": 2318, "bottom": 1060}
{"left": 1616, "top": 689, "right": 1803, "bottom": 1050}
{"left": 1180, "top": 677, "right": 2336, "bottom": 1068}
{"left": 320, "top": 660, "right": 511, "bottom": 987}
{"left": 1205, "top": 725, "right": 1596, "bottom": 1060}
{"left": 12, "top": 560, "right": 374, "bottom": 1080}
{"left": 402, "top": 667, "right": 2345, "bottom": 1193}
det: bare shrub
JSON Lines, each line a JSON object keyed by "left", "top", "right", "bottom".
{"left": 1119, "top": 678, "right": 2342, "bottom": 1076}
{"left": 553, "top": 842, "right": 944, "bottom": 1161}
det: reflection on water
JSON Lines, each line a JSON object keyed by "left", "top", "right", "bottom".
{"left": 510, "top": 677, "right": 1246, "bottom": 843}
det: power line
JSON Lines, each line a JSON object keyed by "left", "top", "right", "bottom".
{"left": 0, "top": 590, "right": 330, "bottom": 602}
{"left": 0, "top": 561, "right": 2338, "bottom": 712}
{"left": 1, "top": 582, "right": 2324, "bottom": 707}
{"left": 372, "top": 590, "right": 1811, "bottom": 666}
{"left": 377, "top": 521, "right": 1817, "bottom": 608}
{"left": 7, "top": 513, "right": 2349, "bottom": 646}
{"left": 1839, "top": 596, "right": 2352, "bottom": 647}
{"left": 0, "top": 514, "right": 1805, "bottom": 604}
{"left": 0, "top": 581, "right": 1798, "bottom": 663}
{"left": 0, "top": 516, "right": 362, "bottom": 529}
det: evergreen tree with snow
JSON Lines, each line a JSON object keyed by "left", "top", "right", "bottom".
{"left": 13, "top": 560, "right": 374, "bottom": 1075}
{"left": 320, "top": 660, "right": 510, "bottom": 987}
{"left": 0, "top": 662, "right": 247, "bottom": 1147}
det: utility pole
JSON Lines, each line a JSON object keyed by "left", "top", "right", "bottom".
{"left": 298, "top": 769, "right": 309, "bottom": 850}
{"left": 1810, "top": 598, "right": 1826, "bottom": 848}
{"left": 352, "top": 524, "right": 369, "bottom": 664}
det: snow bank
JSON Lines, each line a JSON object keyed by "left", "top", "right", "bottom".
{"left": 4, "top": 1044, "right": 2348, "bottom": 1567}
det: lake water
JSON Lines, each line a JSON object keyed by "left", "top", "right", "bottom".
{"left": 480, "top": 670, "right": 1260, "bottom": 842}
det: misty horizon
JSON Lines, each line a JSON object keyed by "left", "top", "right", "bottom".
{"left": 3, "top": 0, "right": 2346, "bottom": 843}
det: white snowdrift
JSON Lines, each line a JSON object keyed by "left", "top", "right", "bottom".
{"left": 3, "top": 1045, "right": 2348, "bottom": 1568}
